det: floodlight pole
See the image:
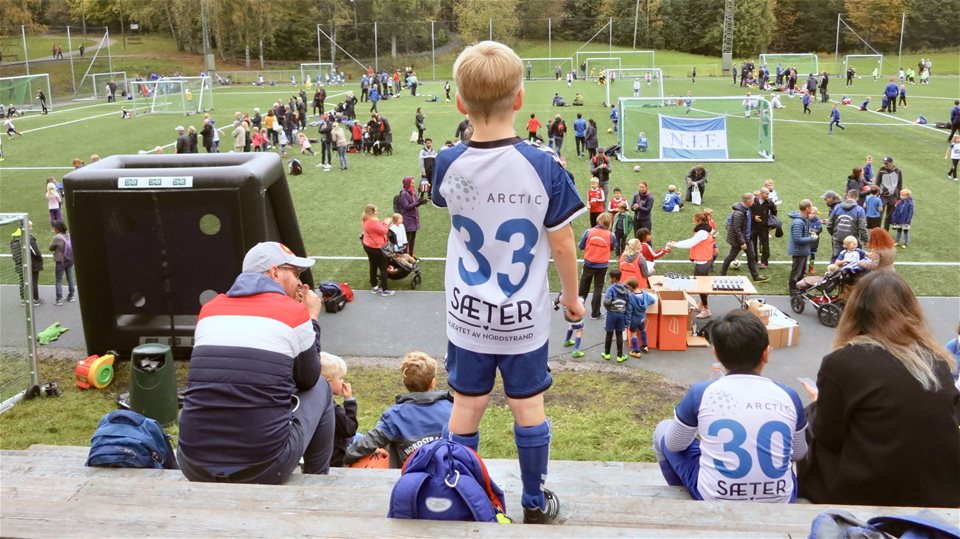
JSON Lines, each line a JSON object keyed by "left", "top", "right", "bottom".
{"left": 608, "top": 18, "right": 612, "bottom": 55}
{"left": 106, "top": 28, "right": 113, "bottom": 73}
{"left": 897, "top": 13, "right": 905, "bottom": 69}
{"left": 66, "top": 26, "right": 76, "bottom": 94}
{"left": 834, "top": 14, "right": 840, "bottom": 75}
{"left": 489, "top": 18, "right": 492, "bottom": 41}
{"left": 21, "top": 25, "right": 29, "bottom": 76}
{"left": 548, "top": 18, "right": 552, "bottom": 58}
{"left": 431, "top": 21, "right": 436, "bottom": 81}
{"left": 633, "top": 0, "right": 640, "bottom": 49}
{"left": 317, "top": 24, "right": 322, "bottom": 67}
{"left": 374, "top": 22, "right": 378, "bottom": 72}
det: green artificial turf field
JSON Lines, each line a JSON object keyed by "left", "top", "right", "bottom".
{"left": 1, "top": 60, "right": 958, "bottom": 296}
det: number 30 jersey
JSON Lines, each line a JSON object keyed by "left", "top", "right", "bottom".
{"left": 675, "top": 374, "right": 807, "bottom": 502}
{"left": 432, "top": 137, "right": 585, "bottom": 354}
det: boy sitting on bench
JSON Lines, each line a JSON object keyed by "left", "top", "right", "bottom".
{"left": 652, "top": 310, "right": 808, "bottom": 503}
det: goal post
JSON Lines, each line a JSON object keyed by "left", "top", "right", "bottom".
{"left": 759, "top": 53, "right": 819, "bottom": 75}
{"left": 520, "top": 58, "right": 575, "bottom": 80}
{"left": 606, "top": 68, "right": 664, "bottom": 107}
{"left": 617, "top": 96, "right": 774, "bottom": 163}
{"left": 844, "top": 54, "right": 883, "bottom": 78}
{"left": 585, "top": 57, "right": 622, "bottom": 80}
{"left": 91, "top": 72, "right": 128, "bottom": 100}
{"left": 299, "top": 63, "right": 335, "bottom": 85}
{"left": 0, "top": 213, "right": 40, "bottom": 415}
{"left": 576, "top": 50, "right": 655, "bottom": 69}
{"left": 145, "top": 77, "right": 213, "bottom": 115}
{"left": 0, "top": 74, "right": 52, "bottom": 113}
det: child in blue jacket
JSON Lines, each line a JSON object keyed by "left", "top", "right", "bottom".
{"left": 808, "top": 206, "right": 824, "bottom": 273}
{"left": 662, "top": 185, "right": 684, "bottom": 212}
{"left": 891, "top": 189, "right": 914, "bottom": 248}
{"left": 625, "top": 277, "right": 657, "bottom": 358}
{"left": 602, "top": 270, "right": 629, "bottom": 363}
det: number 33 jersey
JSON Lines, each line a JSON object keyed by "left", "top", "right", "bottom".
{"left": 432, "top": 137, "right": 585, "bottom": 354}
{"left": 675, "top": 374, "right": 807, "bottom": 502}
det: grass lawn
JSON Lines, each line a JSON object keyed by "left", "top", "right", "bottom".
{"left": 0, "top": 355, "right": 683, "bottom": 462}
{"left": 2, "top": 61, "right": 957, "bottom": 296}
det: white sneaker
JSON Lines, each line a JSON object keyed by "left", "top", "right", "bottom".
{"left": 696, "top": 308, "right": 712, "bottom": 319}
{"left": 370, "top": 286, "right": 381, "bottom": 294}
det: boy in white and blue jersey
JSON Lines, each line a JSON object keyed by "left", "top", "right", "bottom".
{"left": 653, "top": 310, "right": 808, "bottom": 503}
{"left": 432, "top": 41, "right": 586, "bottom": 525}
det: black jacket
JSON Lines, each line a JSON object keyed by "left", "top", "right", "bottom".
{"left": 331, "top": 399, "right": 358, "bottom": 468}
{"left": 726, "top": 202, "right": 750, "bottom": 246}
{"left": 751, "top": 197, "right": 776, "bottom": 231}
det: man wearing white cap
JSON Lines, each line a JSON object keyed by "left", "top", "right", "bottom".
{"left": 178, "top": 242, "right": 335, "bottom": 484}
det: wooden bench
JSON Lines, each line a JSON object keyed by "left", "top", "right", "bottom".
{"left": 2, "top": 445, "right": 956, "bottom": 538}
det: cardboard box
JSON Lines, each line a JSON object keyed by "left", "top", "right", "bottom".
{"left": 746, "top": 300, "right": 772, "bottom": 326}
{"left": 644, "top": 289, "right": 659, "bottom": 349}
{"left": 657, "top": 290, "right": 697, "bottom": 351}
{"left": 767, "top": 323, "right": 800, "bottom": 349}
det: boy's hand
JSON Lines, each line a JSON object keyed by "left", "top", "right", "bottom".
{"left": 342, "top": 382, "right": 353, "bottom": 399}
{"left": 560, "top": 293, "right": 584, "bottom": 321}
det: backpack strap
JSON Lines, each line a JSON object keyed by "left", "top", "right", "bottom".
{"left": 388, "top": 472, "right": 429, "bottom": 519}
{"left": 466, "top": 447, "right": 505, "bottom": 514}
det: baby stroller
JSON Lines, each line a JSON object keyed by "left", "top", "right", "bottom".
{"left": 382, "top": 230, "right": 422, "bottom": 289}
{"left": 790, "top": 263, "right": 866, "bottom": 327}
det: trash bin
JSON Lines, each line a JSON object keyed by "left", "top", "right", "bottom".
{"left": 129, "top": 343, "right": 178, "bottom": 426}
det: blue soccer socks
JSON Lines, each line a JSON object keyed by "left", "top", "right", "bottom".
{"left": 514, "top": 420, "right": 552, "bottom": 511}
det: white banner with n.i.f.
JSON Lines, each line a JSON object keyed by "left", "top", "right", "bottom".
{"left": 659, "top": 115, "right": 728, "bottom": 160}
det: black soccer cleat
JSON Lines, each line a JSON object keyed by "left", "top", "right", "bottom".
{"left": 522, "top": 488, "right": 561, "bottom": 524}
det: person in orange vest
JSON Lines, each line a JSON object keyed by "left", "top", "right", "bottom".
{"left": 667, "top": 212, "right": 719, "bottom": 318}
{"left": 577, "top": 213, "right": 616, "bottom": 320}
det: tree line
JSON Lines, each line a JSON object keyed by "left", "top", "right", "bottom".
{"left": 2, "top": 0, "right": 955, "bottom": 64}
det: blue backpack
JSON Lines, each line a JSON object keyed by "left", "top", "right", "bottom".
{"left": 86, "top": 410, "right": 178, "bottom": 469}
{"left": 387, "top": 439, "right": 508, "bottom": 523}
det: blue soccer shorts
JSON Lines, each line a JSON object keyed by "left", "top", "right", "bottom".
{"left": 445, "top": 341, "right": 551, "bottom": 399}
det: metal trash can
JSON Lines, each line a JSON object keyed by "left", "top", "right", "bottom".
{"left": 129, "top": 343, "right": 178, "bottom": 426}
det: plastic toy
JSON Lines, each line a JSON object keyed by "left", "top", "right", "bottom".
{"left": 75, "top": 353, "right": 116, "bottom": 389}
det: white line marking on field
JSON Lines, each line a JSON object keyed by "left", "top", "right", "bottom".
{"left": 840, "top": 101, "right": 946, "bottom": 136}
{"left": 20, "top": 111, "right": 120, "bottom": 134}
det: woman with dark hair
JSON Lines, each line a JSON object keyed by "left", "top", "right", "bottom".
{"left": 798, "top": 271, "right": 960, "bottom": 507}
{"left": 361, "top": 204, "right": 394, "bottom": 297}
{"left": 584, "top": 118, "right": 598, "bottom": 160}
{"left": 858, "top": 227, "right": 896, "bottom": 272}
{"left": 845, "top": 167, "right": 865, "bottom": 202}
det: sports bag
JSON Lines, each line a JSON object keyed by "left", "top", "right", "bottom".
{"left": 387, "top": 439, "right": 508, "bottom": 523}
{"left": 86, "top": 410, "right": 177, "bottom": 469}
{"left": 319, "top": 281, "right": 347, "bottom": 313}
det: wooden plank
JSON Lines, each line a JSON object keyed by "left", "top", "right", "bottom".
{"left": 0, "top": 498, "right": 781, "bottom": 538}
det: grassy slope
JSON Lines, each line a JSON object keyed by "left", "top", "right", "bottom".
{"left": 0, "top": 357, "right": 682, "bottom": 461}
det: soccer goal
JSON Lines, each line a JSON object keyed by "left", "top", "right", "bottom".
{"left": 759, "top": 53, "right": 819, "bottom": 75}
{"left": 844, "top": 54, "right": 883, "bottom": 78}
{"left": 91, "top": 72, "right": 128, "bottom": 100}
{"left": 521, "top": 58, "right": 575, "bottom": 81}
{"left": 144, "top": 77, "right": 213, "bottom": 115}
{"left": 0, "top": 74, "right": 52, "bottom": 113}
{"left": 618, "top": 96, "right": 774, "bottom": 163}
{"left": 0, "top": 213, "right": 40, "bottom": 415}
{"left": 300, "top": 63, "right": 335, "bottom": 85}
{"left": 576, "top": 50, "right": 655, "bottom": 70}
{"left": 606, "top": 68, "right": 664, "bottom": 107}
{"left": 586, "top": 58, "right": 622, "bottom": 80}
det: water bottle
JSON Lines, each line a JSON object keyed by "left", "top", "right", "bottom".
{"left": 710, "top": 362, "right": 724, "bottom": 379}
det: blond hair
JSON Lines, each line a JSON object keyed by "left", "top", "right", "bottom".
{"left": 842, "top": 236, "right": 859, "bottom": 248}
{"left": 453, "top": 41, "right": 522, "bottom": 122}
{"left": 362, "top": 204, "right": 378, "bottom": 221}
{"left": 320, "top": 352, "right": 347, "bottom": 380}
{"left": 623, "top": 238, "right": 642, "bottom": 257}
{"left": 401, "top": 351, "right": 436, "bottom": 392}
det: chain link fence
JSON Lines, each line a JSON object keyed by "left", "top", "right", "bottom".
{"left": 0, "top": 213, "right": 39, "bottom": 414}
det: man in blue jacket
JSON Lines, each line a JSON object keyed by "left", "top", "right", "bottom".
{"left": 787, "top": 200, "right": 819, "bottom": 293}
{"left": 178, "top": 242, "right": 335, "bottom": 484}
{"left": 573, "top": 113, "right": 587, "bottom": 158}
{"left": 884, "top": 78, "right": 900, "bottom": 113}
{"left": 948, "top": 99, "right": 960, "bottom": 142}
